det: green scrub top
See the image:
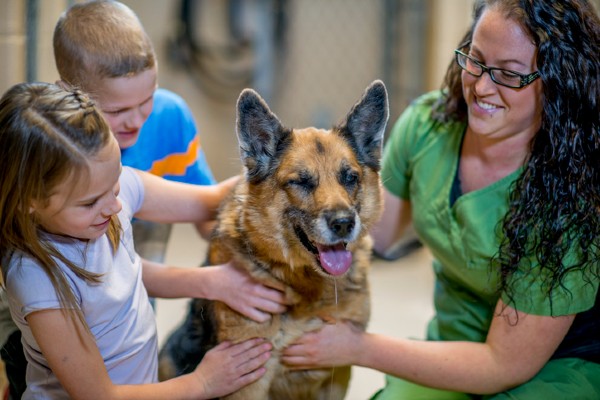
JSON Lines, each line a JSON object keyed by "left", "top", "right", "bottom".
{"left": 381, "top": 91, "right": 598, "bottom": 344}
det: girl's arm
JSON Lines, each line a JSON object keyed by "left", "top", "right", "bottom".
{"left": 133, "top": 170, "right": 239, "bottom": 225}
{"left": 28, "top": 309, "right": 271, "bottom": 400}
{"left": 282, "top": 299, "right": 574, "bottom": 394}
{"left": 142, "top": 259, "right": 288, "bottom": 322}
{"left": 133, "top": 170, "right": 288, "bottom": 321}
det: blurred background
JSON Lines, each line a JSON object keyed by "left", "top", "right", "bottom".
{"left": 1, "top": 0, "right": 479, "bottom": 181}
{"left": 3, "top": 0, "right": 600, "bottom": 179}
{"left": 3, "top": 1, "right": 598, "bottom": 399}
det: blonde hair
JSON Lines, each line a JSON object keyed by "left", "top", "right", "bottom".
{"left": 0, "top": 82, "right": 122, "bottom": 326}
{"left": 53, "top": 0, "right": 156, "bottom": 90}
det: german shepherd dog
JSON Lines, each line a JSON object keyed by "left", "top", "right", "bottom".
{"left": 159, "top": 80, "right": 388, "bottom": 399}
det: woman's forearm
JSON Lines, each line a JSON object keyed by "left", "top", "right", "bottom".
{"left": 355, "top": 332, "right": 523, "bottom": 394}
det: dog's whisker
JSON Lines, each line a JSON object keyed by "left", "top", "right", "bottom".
{"left": 329, "top": 366, "right": 335, "bottom": 399}
{"left": 329, "top": 278, "right": 338, "bottom": 399}
{"left": 334, "top": 278, "right": 338, "bottom": 306}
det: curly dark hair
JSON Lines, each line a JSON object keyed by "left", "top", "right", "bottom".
{"left": 434, "top": 0, "right": 600, "bottom": 311}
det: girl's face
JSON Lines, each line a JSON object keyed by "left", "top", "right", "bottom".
{"left": 94, "top": 67, "right": 158, "bottom": 149}
{"left": 462, "top": 7, "right": 543, "bottom": 143}
{"left": 31, "top": 138, "right": 123, "bottom": 241}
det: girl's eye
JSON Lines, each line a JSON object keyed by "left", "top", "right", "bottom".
{"left": 84, "top": 200, "right": 98, "bottom": 208}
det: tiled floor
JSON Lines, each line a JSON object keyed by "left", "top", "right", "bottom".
{"left": 155, "top": 223, "right": 435, "bottom": 400}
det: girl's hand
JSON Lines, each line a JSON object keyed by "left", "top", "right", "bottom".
{"left": 191, "top": 338, "right": 272, "bottom": 399}
{"left": 214, "top": 261, "right": 288, "bottom": 322}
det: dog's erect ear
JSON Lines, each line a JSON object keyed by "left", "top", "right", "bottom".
{"left": 336, "top": 80, "right": 389, "bottom": 170}
{"left": 236, "top": 89, "right": 291, "bottom": 183}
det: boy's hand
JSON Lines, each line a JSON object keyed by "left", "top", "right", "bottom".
{"left": 191, "top": 338, "right": 271, "bottom": 399}
{"left": 217, "top": 175, "right": 240, "bottom": 196}
{"left": 214, "top": 262, "right": 288, "bottom": 322}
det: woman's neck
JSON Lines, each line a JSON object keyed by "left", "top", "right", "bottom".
{"left": 459, "top": 128, "right": 531, "bottom": 193}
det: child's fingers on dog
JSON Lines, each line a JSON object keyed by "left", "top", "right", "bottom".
{"left": 252, "top": 292, "right": 287, "bottom": 313}
{"left": 262, "top": 279, "right": 287, "bottom": 293}
{"left": 234, "top": 366, "right": 268, "bottom": 390}
{"left": 247, "top": 306, "right": 279, "bottom": 322}
{"left": 192, "top": 340, "right": 270, "bottom": 398}
{"left": 224, "top": 338, "right": 273, "bottom": 359}
{"left": 256, "top": 283, "right": 287, "bottom": 303}
{"left": 236, "top": 345, "right": 272, "bottom": 374}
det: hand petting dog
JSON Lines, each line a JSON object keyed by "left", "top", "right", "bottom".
{"left": 211, "top": 261, "right": 288, "bottom": 322}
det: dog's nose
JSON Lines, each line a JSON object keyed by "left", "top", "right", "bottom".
{"left": 328, "top": 216, "right": 355, "bottom": 238}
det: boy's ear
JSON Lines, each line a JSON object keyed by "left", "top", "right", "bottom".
{"left": 55, "top": 80, "right": 72, "bottom": 91}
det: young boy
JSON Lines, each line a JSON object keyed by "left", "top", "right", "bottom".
{"left": 53, "top": 0, "right": 217, "bottom": 252}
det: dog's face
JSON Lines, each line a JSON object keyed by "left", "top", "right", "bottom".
{"left": 235, "top": 81, "right": 388, "bottom": 278}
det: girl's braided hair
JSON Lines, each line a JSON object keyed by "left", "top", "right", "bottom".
{"left": 0, "top": 82, "right": 122, "bottom": 329}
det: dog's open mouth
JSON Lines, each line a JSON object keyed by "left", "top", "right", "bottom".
{"left": 294, "top": 226, "right": 352, "bottom": 276}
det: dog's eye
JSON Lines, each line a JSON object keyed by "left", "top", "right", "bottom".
{"left": 288, "top": 176, "right": 316, "bottom": 191}
{"left": 340, "top": 170, "right": 359, "bottom": 187}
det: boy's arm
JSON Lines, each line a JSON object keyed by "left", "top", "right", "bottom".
{"left": 133, "top": 170, "right": 238, "bottom": 225}
{"left": 28, "top": 309, "right": 270, "bottom": 400}
{"left": 194, "top": 220, "right": 217, "bottom": 240}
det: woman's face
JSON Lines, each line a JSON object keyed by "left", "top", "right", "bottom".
{"left": 462, "top": 7, "right": 543, "bottom": 143}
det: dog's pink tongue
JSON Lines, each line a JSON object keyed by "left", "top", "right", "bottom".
{"left": 317, "top": 243, "right": 352, "bottom": 276}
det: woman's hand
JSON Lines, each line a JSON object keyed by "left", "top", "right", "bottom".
{"left": 281, "top": 321, "right": 363, "bottom": 369}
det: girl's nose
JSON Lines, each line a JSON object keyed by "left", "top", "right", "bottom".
{"left": 103, "top": 197, "right": 122, "bottom": 217}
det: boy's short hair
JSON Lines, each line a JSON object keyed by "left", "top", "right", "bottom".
{"left": 53, "top": 0, "right": 156, "bottom": 90}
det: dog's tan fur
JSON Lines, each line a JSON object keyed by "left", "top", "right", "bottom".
{"left": 159, "top": 81, "right": 388, "bottom": 399}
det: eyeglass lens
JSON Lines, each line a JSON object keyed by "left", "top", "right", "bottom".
{"left": 457, "top": 52, "right": 523, "bottom": 87}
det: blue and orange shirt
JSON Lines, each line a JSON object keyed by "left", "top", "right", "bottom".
{"left": 120, "top": 88, "right": 216, "bottom": 185}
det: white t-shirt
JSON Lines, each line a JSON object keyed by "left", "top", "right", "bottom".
{"left": 4, "top": 167, "right": 158, "bottom": 399}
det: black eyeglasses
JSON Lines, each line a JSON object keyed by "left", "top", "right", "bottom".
{"left": 454, "top": 49, "right": 540, "bottom": 89}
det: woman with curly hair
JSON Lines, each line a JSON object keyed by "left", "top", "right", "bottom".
{"left": 283, "top": 0, "right": 600, "bottom": 398}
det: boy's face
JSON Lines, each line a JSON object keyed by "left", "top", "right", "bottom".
{"left": 94, "top": 67, "right": 158, "bottom": 149}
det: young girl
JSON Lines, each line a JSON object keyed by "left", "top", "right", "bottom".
{"left": 0, "top": 82, "right": 272, "bottom": 400}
